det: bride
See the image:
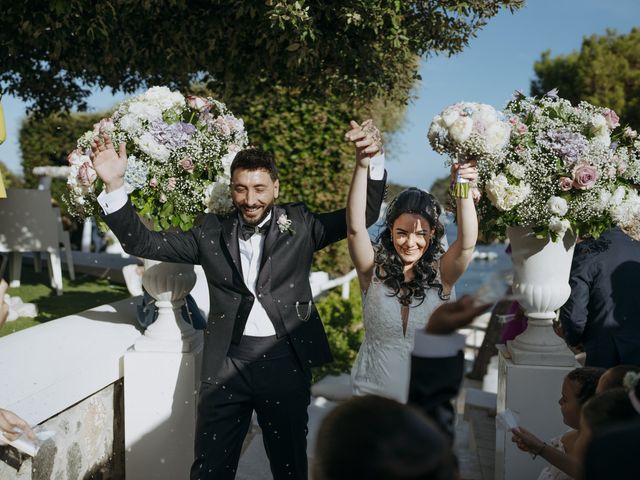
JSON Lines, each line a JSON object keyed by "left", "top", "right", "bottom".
{"left": 345, "top": 120, "right": 478, "bottom": 402}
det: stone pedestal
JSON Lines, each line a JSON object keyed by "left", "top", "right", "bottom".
{"left": 506, "top": 227, "right": 577, "bottom": 366}
{"left": 124, "top": 348, "right": 201, "bottom": 480}
{"left": 495, "top": 350, "right": 578, "bottom": 480}
{"left": 124, "top": 259, "right": 204, "bottom": 479}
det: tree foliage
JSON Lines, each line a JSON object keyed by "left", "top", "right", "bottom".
{"left": 531, "top": 28, "right": 640, "bottom": 130}
{"left": 2, "top": 0, "right": 522, "bottom": 115}
{"left": 0, "top": 160, "right": 23, "bottom": 188}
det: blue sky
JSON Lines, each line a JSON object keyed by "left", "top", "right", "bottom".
{"left": 1, "top": 0, "right": 639, "bottom": 191}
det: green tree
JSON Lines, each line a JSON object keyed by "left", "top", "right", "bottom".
{"left": 0, "top": 160, "right": 23, "bottom": 188}
{"left": 2, "top": 0, "right": 522, "bottom": 115}
{"left": 531, "top": 28, "right": 640, "bottom": 129}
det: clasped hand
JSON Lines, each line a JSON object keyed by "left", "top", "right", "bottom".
{"left": 345, "top": 119, "right": 382, "bottom": 168}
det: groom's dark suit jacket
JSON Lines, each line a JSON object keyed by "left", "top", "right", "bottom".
{"left": 559, "top": 227, "right": 640, "bottom": 368}
{"left": 103, "top": 174, "right": 386, "bottom": 381}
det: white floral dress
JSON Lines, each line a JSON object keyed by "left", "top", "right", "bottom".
{"left": 351, "top": 273, "right": 449, "bottom": 403}
{"left": 537, "top": 435, "right": 573, "bottom": 480}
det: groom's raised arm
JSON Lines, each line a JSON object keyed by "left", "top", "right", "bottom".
{"left": 98, "top": 188, "right": 201, "bottom": 265}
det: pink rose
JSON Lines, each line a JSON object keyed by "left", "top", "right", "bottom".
{"left": 572, "top": 164, "right": 599, "bottom": 190}
{"left": 180, "top": 157, "right": 194, "bottom": 172}
{"left": 159, "top": 194, "right": 167, "bottom": 204}
{"left": 166, "top": 177, "right": 177, "bottom": 192}
{"left": 213, "top": 116, "right": 231, "bottom": 136}
{"left": 559, "top": 177, "right": 573, "bottom": 191}
{"left": 67, "top": 149, "right": 83, "bottom": 165}
{"left": 602, "top": 109, "right": 620, "bottom": 129}
{"left": 77, "top": 162, "right": 97, "bottom": 186}
{"left": 186, "top": 95, "right": 210, "bottom": 112}
{"left": 617, "top": 162, "right": 627, "bottom": 174}
{"left": 149, "top": 177, "right": 159, "bottom": 188}
{"left": 624, "top": 127, "right": 638, "bottom": 139}
{"left": 516, "top": 123, "right": 528, "bottom": 135}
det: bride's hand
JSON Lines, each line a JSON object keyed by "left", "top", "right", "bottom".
{"left": 345, "top": 119, "right": 382, "bottom": 168}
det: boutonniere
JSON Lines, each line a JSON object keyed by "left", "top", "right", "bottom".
{"left": 276, "top": 213, "right": 295, "bottom": 235}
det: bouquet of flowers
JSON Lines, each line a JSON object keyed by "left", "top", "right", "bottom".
{"left": 428, "top": 102, "right": 511, "bottom": 198}
{"left": 476, "top": 89, "right": 640, "bottom": 240}
{"left": 65, "top": 86, "right": 248, "bottom": 231}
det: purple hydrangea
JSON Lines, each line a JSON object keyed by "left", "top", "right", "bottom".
{"left": 149, "top": 121, "right": 196, "bottom": 149}
{"left": 538, "top": 129, "right": 589, "bottom": 165}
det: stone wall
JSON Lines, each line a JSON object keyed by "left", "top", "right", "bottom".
{"left": 0, "top": 381, "right": 124, "bottom": 480}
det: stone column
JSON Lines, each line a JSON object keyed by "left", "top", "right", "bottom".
{"left": 124, "top": 260, "right": 203, "bottom": 479}
{"left": 495, "top": 351, "right": 577, "bottom": 480}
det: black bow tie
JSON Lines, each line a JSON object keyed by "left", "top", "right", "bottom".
{"left": 240, "top": 223, "right": 268, "bottom": 241}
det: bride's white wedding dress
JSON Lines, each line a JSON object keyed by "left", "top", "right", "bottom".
{"left": 351, "top": 272, "right": 449, "bottom": 403}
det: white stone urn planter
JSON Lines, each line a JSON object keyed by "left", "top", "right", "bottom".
{"left": 506, "top": 226, "right": 576, "bottom": 366}
{"left": 134, "top": 258, "right": 203, "bottom": 353}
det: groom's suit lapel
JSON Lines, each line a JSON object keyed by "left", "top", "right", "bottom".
{"left": 221, "top": 213, "right": 243, "bottom": 276}
{"left": 259, "top": 205, "right": 285, "bottom": 272}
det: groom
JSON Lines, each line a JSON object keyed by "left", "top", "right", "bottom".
{"left": 91, "top": 124, "right": 386, "bottom": 479}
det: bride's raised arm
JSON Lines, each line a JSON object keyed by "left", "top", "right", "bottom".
{"left": 345, "top": 120, "right": 381, "bottom": 292}
{"left": 440, "top": 160, "right": 479, "bottom": 291}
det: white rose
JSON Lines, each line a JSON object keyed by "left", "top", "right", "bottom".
{"left": 119, "top": 114, "right": 143, "bottom": 135}
{"left": 442, "top": 109, "right": 460, "bottom": 128}
{"left": 137, "top": 133, "right": 171, "bottom": 162}
{"left": 549, "top": 216, "right": 571, "bottom": 237}
{"left": 485, "top": 174, "right": 529, "bottom": 211}
{"left": 484, "top": 121, "right": 511, "bottom": 153}
{"left": 449, "top": 116, "right": 473, "bottom": 144}
{"left": 590, "top": 114, "right": 608, "bottom": 135}
{"left": 128, "top": 102, "right": 163, "bottom": 123}
{"left": 546, "top": 196, "right": 568, "bottom": 216}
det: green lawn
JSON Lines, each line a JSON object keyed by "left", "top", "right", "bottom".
{"left": 1, "top": 264, "right": 130, "bottom": 337}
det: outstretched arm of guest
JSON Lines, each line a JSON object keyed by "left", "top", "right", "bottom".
{"left": 512, "top": 427, "right": 582, "bottom": 478}
{"left": 440, "top": 160, "right": 478, "bottom": 290}
{"left": 0, "top": 408, "right": 35, "bottom": 444}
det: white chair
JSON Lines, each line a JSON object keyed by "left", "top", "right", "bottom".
{"left": 0, "top": 188, "right": 72, "bottom": 295}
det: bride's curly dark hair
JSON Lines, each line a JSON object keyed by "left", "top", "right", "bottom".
{"left": 374, "top": 187, "right": 448, "bottom": 306}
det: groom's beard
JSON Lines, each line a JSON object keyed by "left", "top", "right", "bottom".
{"left": 236, "top": 201, "right": 274, "bottom": 226}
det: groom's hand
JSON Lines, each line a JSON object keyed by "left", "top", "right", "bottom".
{"left": 90, "top": 130, "right": 128, "bottom": 192}
{"left": 345, "top": 120, "right": 381, "bottom": 168}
